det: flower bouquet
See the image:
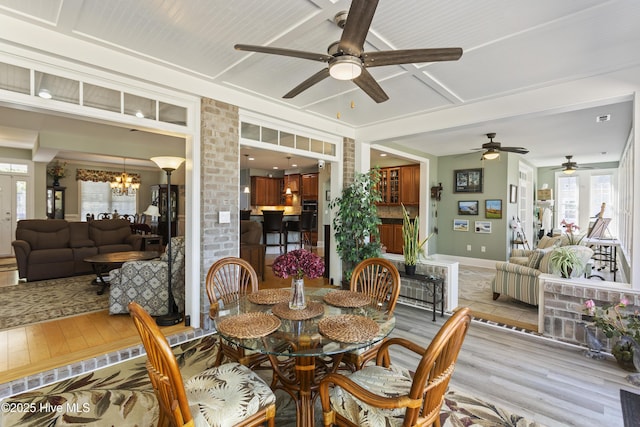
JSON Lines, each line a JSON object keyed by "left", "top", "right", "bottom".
{"left": 561, "top": 219, "right": 585, "bottom": 245}
{"left": 272, "top": 249, "right": 324, "bottom": 309}
{"left": 47, "top": 161, "right": 67, "bottom": 186}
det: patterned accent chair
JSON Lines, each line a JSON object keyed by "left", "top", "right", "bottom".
{"left": 109, "top": 236, "right": 185, "bottom": 315}
{"left": 492, "top": 244, "right": 593, "bottom": 306}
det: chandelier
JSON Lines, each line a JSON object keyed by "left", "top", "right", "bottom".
{"left": 111, "top": 158, "right": 140, "bottom": 196}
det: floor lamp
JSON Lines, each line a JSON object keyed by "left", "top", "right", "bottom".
{"left": 150, "top": 156, "right": 185, "bottom": 326}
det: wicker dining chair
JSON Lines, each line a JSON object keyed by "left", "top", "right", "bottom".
{"left": 206, "top": 257, "right": 270, "bottom": 369}
{"left": 342, "top": 257, "right": 401, "bottom": 371}
{"left": 319, "top": 307, "right": 472, "bottom": 427}
{"left": 128, "top": 302, "right": 276, "bottom": 427}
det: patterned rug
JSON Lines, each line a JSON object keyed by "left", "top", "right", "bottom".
{"left": 0, "top": 275, "right": 107, "bottom": 329}
{"left": 0, "top": 335, "right": 545, "bottom": 427}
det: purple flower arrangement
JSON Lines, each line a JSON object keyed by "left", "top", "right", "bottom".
{"left": 272, "top": 249, "right": 324, "bottom": 280}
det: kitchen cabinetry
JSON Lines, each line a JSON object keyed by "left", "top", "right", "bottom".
{"left": 151, "top": 184, "right": 178, "bottom": 245}
{"left": 400, "top": 164, "right": 420, "bottom": 205}
{"left": 251, "top": 176, "right": 283, "bottom": 206}
{"left": 376, "top": 164, "right": 419, "bottom": 206}
{"left": 285, "top": 174, "right": 300, "bottom": 193}
{"left": 378, "top": 223, "right": 404, "bottom": 254}
{"left": 46, "top": 186, "right": 65, "bottom": 219}
{"left": 301, "top": 173, "right": 318, "bottom": 199}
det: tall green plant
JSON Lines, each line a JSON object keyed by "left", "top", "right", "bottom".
{"left": 401, "top": 204, "right": 432, "bottom": 266}
{"left": 329, "top": 168, "right": 382, "bottom": 281}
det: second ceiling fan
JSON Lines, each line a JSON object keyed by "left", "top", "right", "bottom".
{"left": 235, "top": 0, "right": 463, "bottom": 103}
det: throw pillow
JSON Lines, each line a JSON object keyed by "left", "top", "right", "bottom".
{"left": 538, "top": 235, "right": 560, "bottom": 249}
{"left": 526, "top": 250, "right": 546, "bottom": 269}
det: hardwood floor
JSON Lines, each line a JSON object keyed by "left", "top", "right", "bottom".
{"left": 1, "top": 254, "right": 631, "bottom": 425}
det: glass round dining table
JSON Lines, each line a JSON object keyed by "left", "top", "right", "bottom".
{"left": 213, "top": 287, "right": 396, "bottom": 427}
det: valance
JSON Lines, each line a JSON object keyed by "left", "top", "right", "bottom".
{"left": 76, "top": 168, "right": 141, "bottom": 184}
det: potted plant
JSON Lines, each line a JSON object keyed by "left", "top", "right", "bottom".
{"left": 329, "top": 168, "right": 382, "bottom": 286}
{"left": 401, "top": 204, "right": 432, "bottom": 275}
{"left": 549, "top": 246, "right": 584, "bottom": 278}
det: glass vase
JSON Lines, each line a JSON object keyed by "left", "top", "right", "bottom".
{"left": 612, "top": 335, "right": 639, "bottom": 372}
{"left": 289, "top": 278, "right": 306, "bottom": 310}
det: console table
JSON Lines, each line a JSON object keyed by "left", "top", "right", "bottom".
{"left": 399, "top": 272, "right": 444, "bottom": 321}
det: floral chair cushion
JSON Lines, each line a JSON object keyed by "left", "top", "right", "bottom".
{"left": 330, "top": 364, "right": 414, "bottom": 427}
{"left": 109, "top": 236, "right": 185, "bottom": 315}
{"left": 185, "top": 362, "right": 276, "bottom": 427}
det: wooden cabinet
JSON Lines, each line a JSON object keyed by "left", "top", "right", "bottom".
{"left": 46, "top": 186, "right": 65, "bottom": 219}
{"left": 286, "top": 174, "right": 300, "bottom": 193}
{"left": 301, "top": 173, "right": 318, "bottom": 199}
{"left": 151, "top": 184, "right": 178, "bottom": 245}
{"left": 376, "top": 165, "right": 419, "bottom": 206}
{"left": 378, "top": 223, "right": 404, "bottom": 254}
{"left": 251, "top": 176, "right": 283, "bottom": 206}
{"left": 400, "top": 165, "right": 420, "bottom": 205}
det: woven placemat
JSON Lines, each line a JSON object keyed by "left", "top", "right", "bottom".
{"left": 216, "top": 312, "right": 281, "bottom": 339}
{"left": 271, "top": 301, "right": 324, "bottom": 320}
{"left": 323, "top": 290, "right": 371, "bottom": 308}
{"left": 247, "top": 288, "right": 291, "bottom": 305}
{"left": 318, "top": 314, "right": 379, "bottom": 343}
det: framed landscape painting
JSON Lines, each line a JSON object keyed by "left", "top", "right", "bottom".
{"left": 453, "top": 219, "right": 469, "bottom": 232}
{"left": 454, "top": 168, "right": 483, "bottom": 193}
{"left": 458, "top": 200, "right": 479, "bottom": 215}
{"left": 485, "top": 199, "right": 502, "bottom": 219}
{"left": 475, "top": 221, "right": 492, "bottom": 233}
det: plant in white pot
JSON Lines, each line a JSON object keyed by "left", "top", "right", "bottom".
{"left": 549, "top": 246, "right": 584, "bottom": 278}
{"left": 401, "top": 204, "right": 432, "bottom": 275}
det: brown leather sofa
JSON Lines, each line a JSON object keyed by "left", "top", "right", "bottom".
{"left": 12, "top": 219, "right": 143, "bottom": 281}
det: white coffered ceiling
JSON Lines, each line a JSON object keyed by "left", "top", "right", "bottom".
{"left": 0, "top": 0, "right": 637, "bottom": 169}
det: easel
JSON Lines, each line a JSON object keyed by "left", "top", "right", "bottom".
{"left": 510, "top": 217, "right": 530, "bottom": 251}
{"left": 585, "top": 203, "right": 618, "bottom": 280}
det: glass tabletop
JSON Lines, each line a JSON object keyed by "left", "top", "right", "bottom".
{"left": 213, "top": 287, "right": 395, "bottom": 357}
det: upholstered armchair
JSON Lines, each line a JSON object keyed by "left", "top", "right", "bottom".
{"left": 109, "top": 236, "right": 185, "bottom": 315}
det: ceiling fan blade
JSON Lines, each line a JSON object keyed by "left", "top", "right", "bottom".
{"left": 353, "top": 68, "right": 389, "bottom": 103}
{"left": 235, "top": 44, "right": 331, "bottom": 62}
{"left": 338, "top": 0, "right": 378, "bottom": 56}
{"left": 283, "top": 68, "right": 331, "bottom": 99}
{"left": 500, "top": 147, "right": 529, "bottom": 154}
{"left": 363, "top": 48, "right": 463, "bottom": 67}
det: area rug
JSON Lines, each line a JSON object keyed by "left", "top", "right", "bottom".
{"left": 0, "top": 334, "right": 546, "bottom": 427}
{"left": 0, "top": 275, "right": 107, "bottom": 329}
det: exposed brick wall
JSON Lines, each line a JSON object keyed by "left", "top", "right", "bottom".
{"left": 343, "top": 136, "right": 355, "bottom": 187}
{"left": 542, "top": 277, "right": 639, "bottom": 350}
{"left": 200, "top": 97, "right": 239, "bottom": 326}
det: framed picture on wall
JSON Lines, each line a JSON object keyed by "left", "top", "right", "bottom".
{"left": 475, "top": 221, "right": 492, "bottom": 233}
{"left": 453, "top": 219, "right": 469, "bottom": 232}
{"left": 509, "top": 184, "right": 518, "bottom": 203}
{"left": 454, "top": 168, "right": 483, "bottom": 193}
{"left": 485, "top": 199, "right": 502, "bottom": 218}
{"left": 458, "top": 200, "right": 479, "bottom": 215}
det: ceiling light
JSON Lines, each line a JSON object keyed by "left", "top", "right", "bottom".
{"left": 380, "top": 153, "right": 387, "bottom": 157}
{"left": 38, "top": 89, "right": 52, "bottom": 99}
{"left": 482, "top": 149, "right": 500, "bottom": 160}
{"left": 563, "top": 167, "right": 576, "bottom": 175}
{"left": 329, "top": 56, "right": 362, "bottom": 80}
{"left": 242, "top": 154, "right": 250, "bottom": 194}
{"left": 248, "top": 157, "right": 255, "bottom": 161}
{"left": 111, "top": 158, "right": 139, "bottom": 196}
{"left": 596, "top": 114, "right": 611, "bottom": 122}
{"left": 135, "top": 111, "right": 144, "bottom": 118}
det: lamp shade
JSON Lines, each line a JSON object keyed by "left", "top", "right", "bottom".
{"left": 150, "top": 156, "right": 185, "bottom": 171}
{"left": 482, "top": 149, "right": 500, "bottom": 160}
{"left": 143, "top": 205, "right": 160, "bottom": 217}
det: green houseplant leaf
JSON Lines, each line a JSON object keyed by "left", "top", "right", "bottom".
{"left": 329, "top": 168, "right": 382, "bottom": 281}
{"left": 549, "top": 246, "right": 584, "bottom": 278}
{"left": 402, "top": 204, "right": 432, "bottom": 266}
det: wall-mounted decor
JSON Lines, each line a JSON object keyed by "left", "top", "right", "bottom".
{"left": 430, "top": 182, "right": 443, "bottom": 201}
{"left": 475, "top": 221, "right": 492, "bottom": 233}
{"left": 454, "top": 168, "right": 483, "bottom": 193}
{"left": 485, "top": 199, "right": 502, "bottom": 219}
{"left": 509, "top": 184, "right": 518, "bottom": 203}
{"left": 453, "top": 219, "right": 469, "bottom": 232}
{"left": 458, "top": 200, "right": 479, "bottom": 215}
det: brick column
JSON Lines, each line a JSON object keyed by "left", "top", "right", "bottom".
{"left": 343, "top": 136, "right": 355, "bottom": 187}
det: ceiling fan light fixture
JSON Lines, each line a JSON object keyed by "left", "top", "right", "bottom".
{"left": 329, "top": 56, "right": 362, "bottom": 80}
{"left": 482, "top": 149, "right": 500, "bottom": 160}
{"left": 563, "top": 167, "right": 576, "bottom": 175}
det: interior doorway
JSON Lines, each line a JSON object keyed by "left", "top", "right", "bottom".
{"left": 0, "top": 175, "right": 12, "bottom": 256}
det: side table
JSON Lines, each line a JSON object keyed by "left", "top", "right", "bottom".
{"left": 141, "top": 234, "right": 164, "bottom": 252}
{"left": 399, "top": 272, "right": 445, "bottom": 321}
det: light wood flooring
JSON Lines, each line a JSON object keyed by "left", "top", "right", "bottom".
{"left": 1, "top": 254, "right": 632, "bottom": 425}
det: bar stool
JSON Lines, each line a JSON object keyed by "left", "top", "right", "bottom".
{"left": 262, "top": 210, "right": 287, "bottom": 253}
{"left": 300, "top": 210, "right": 315, "bottom": 249}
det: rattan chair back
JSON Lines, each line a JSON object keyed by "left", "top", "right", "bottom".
{"left": 206, "top": 257, "right": 258, "bottom": 308}
{"left": 128, "top": 302, "right": 193, "bottom": 427}
{"left": 350, "top": 257, "right": 401, "bottom": 314}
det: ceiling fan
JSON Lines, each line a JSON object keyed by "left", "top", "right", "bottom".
{"left": 234, "top": 0, "right": 463, "bottom": 103}
{"left": 554, "top": 155, "right": 592, "bottom": 174}
{"left": 477, "top": 133, "right": 529, "bottom": 160}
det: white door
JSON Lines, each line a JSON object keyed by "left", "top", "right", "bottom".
{"left": 0, "top": 175, "right": 12, "bottom": 256}
{"left": 518, "top": 163, "right": 534, "bottom": 249}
